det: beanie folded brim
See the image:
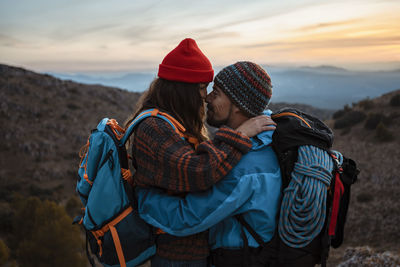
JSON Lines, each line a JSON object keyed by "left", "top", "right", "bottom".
{"left": 158, "top": 64, "right": 214, "bottom": 83}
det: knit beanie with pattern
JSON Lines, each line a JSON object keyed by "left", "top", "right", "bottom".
{"left": 214, "top": 61, "right": 272, "bottom": 117}
{"left": 158, "top": 38, "right": 214, "bottom": 83}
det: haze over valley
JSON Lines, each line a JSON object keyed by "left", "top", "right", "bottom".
{"left": 50, "top": 65, "right": 400, "bottom": 109}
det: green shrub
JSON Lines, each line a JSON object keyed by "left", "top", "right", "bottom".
{"left": 0, "top": 183, "right": 22, "bottom": 201}
{"left": 357, "top": 192, "right": 374, "bottom": 203}
{"left": 364, "top": 113, "right": 390, "bottom": 130}
{"left": 375, "top": 122, "right": 395, "bottom": 142}
{"left": 60, "top": 113, "right": 68, "bottom": 120}
{"left": 65, "top": 196, "right": 82, "bottom": 218}
{"left": 29, "top": 184, "right": 52, "bottom": 198}
{"left": 390, "top": 111, "right": 400, "bottom": 118}
{"left": 340, "top": 127, "right": 351, "bottom": 136}
{"left": 67, "top": 103, "right": 79, "bottom": 110}
{"left": 0, "top": 239, "right": 10, "bottom": 265}
{"left": 334, "top": 110, "right": 366, "bottom": 129}
{"left": 0, "top": 208, "right": 13, "bottom": 234}
{"left": 6, "top": 182, "right": 22, "bottom": 192}
{"left": 54, "top": 184, "right": 65, "bottom": 191}
{"left": 12, "top": 196, "right": 86, "bottom": 267}
{"left": 389, "top": 94, "right": 400, "bottom": 106}
{"left": 68, "top": 87, "right": 79, "bottom": 94}
{"left": 358, "top": 98, "right": 374, "bottom": 110}
{"left": 332, "top": 105, "right": 352, "bottom": 119}
{"left": 333, "top": 109, "right": 347, "bottom": 119}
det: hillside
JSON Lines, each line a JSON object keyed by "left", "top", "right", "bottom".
{"left": 0, "top": 64, "right": 141, "bottom": 203}
{"left": 327, "top": 89, "right": 400, "bottom": 265}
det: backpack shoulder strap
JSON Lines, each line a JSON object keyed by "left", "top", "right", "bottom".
{"left": 155, "top": 110, "right": 200, "bottom": 147}
{"left": 271, "top": 111, "right": 312, "bottom": 128}
{"left": 121, "top": 108, "right": 192, "bottom": 146}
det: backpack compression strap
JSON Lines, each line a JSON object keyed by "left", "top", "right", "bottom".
{"left": 91, "top": 206, "right": 133, "bottom": 267}
{"left": 121, "top": 108, "right": 199, "bottom": 147}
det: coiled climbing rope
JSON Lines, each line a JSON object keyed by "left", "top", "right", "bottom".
{"left": 278, "top": 145, "right": 343, "bottom": 248}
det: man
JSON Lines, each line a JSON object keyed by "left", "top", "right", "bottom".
{"left": 137, "top": 61, "right": 282, "bottom": 267}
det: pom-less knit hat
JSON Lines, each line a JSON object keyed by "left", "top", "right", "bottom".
{"left": 214, "top": 61, "right": 272, "bottom": 117}
{"left": 158, "top": 38, "right": 214, "bottom": 83}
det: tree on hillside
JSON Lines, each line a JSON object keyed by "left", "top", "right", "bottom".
{"left": 390, "top": 94, "right": 400, "bottom": 106}
{"left": 0, "top": 239, "right": 10, "bottom": 265}
{"left": 65, "top": 195, "right": 83, "bottom": 218}
{"left": 11, "top": 196, "right": 86, "bottom": 267}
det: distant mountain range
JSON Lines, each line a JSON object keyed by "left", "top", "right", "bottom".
{"left": 50, "top": 71, "right": 157, "bottom": 94}
{"left": 267, "top": 66, "right": 400, "bottom": 109}
{"left": 50, "top": 65, "right": 400, "bottom": 109}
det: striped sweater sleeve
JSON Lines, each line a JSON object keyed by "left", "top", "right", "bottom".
{"left": 132, "top": 117, "right": 251, "bottom": 193}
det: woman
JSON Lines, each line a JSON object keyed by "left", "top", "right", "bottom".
{"left": 126, "top": 38, "right": 274, "bottom": 267}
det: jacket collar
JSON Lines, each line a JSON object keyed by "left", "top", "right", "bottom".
{"left": 251, "top": 109, "right": 274, "bottom": 150}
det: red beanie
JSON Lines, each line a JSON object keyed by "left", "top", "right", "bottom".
{"left": 158, "top": 38, "right": 214, "bottom": 83}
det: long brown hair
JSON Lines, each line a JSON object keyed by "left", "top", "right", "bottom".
{"left": 125, "top": 78, "right": 208, "bottom": 142}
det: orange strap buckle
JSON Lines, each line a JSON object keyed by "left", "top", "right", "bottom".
{"left": 107, "top": 119, "right": 126, "bottom": 140}
{"left": 91, "top": 206, "right": 133, "bottom": 267}
{"left": 121, "top": 168, "right": 134, "bottom": 186}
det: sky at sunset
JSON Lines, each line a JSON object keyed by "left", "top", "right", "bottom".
{"left": 1, "top": 0, "right": 399, "bottom": 72}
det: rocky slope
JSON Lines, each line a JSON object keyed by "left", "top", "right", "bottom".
{"left": 0, "top": 64, "right": 141, "bottom": 202}
{"left": 327, "top": 89, "right": 400, "bottom": 265}
{"left": 338, "top": 246, "right": 400, "bottom": 267}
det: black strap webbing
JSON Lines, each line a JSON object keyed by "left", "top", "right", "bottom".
{"left": 239, "top": 222, "right": 249, "bottom": 266}
{"left": 86, "top": 232, "right": 96, "bottom": 267}
{"left": 235, "top": 214, "right": 265, "bottom": 247}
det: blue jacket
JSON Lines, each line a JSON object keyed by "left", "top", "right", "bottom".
{"left": 137, "top": 111, "right": 282, "bottom": 250}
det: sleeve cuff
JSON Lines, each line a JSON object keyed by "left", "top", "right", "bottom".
{"left": 214, "top": 126, "right": 252, "bottom": 153}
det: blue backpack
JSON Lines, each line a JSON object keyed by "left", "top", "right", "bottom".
{"left": 74, "top": 108, "right": 187, "bottom": 267}
{"left": 230, "top": 108, "right": 359, "bottom": 267}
